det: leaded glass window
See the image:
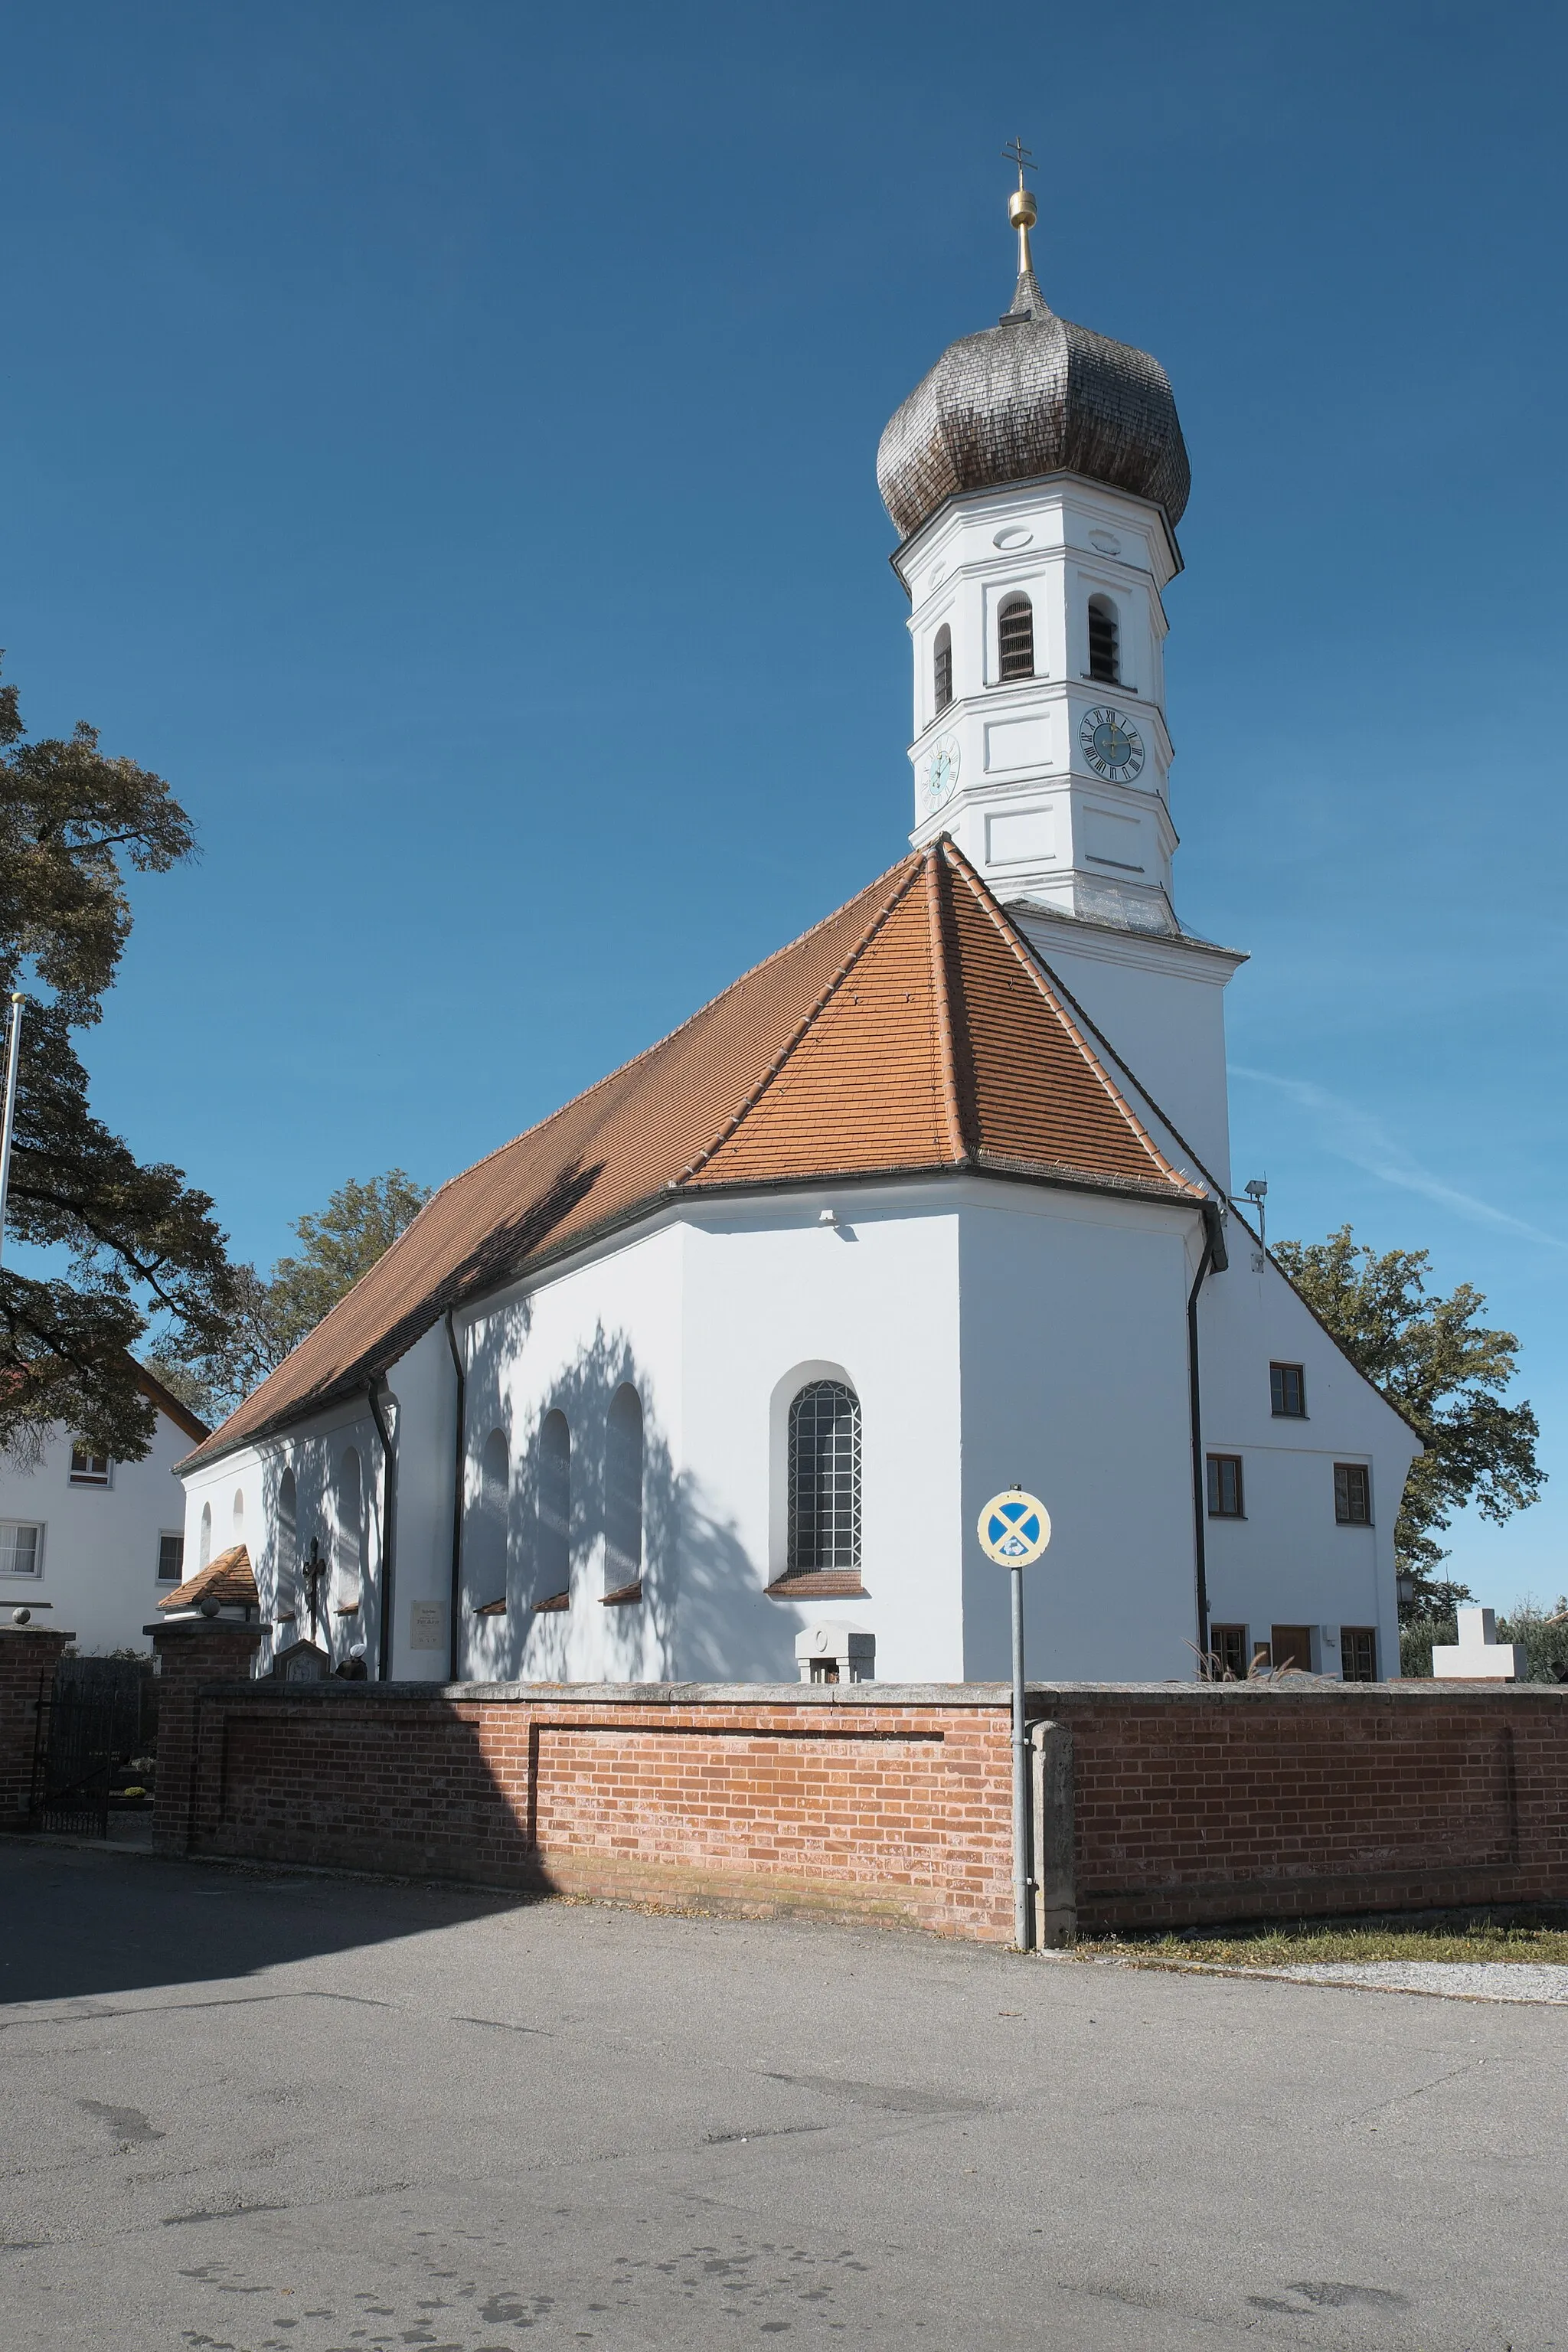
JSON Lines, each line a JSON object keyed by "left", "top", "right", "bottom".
{"left": 787, "top": 1381, "right": 861, "bottom": 1573}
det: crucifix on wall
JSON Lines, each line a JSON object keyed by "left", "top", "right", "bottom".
{"left": 302, "top": 1537, "right": 328, "bottom": 1642}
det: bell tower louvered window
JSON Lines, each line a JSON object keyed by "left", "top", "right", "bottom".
{"left": 933, "top": 624, "right": 953, "bottom": 714}
{"left": 787, "top": 1380, "right": 862, "bottom": 1574}
{"left": 997, "top": 596, "right": 1034, "bottom": 682}
{"left": 1087, "top": 596, "right": 1119, "bottom": 684}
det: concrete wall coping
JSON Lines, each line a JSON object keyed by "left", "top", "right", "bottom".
{"left": 179, "top": 1675, "right": 1568, "bottom": 1708}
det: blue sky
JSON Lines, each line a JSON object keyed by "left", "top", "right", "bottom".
{"left": 4, "top": 1, "right": 1564, "bottom": 1606}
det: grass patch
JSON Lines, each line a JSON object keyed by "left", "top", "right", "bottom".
{"left": 1076, "top": 1906, "right": 1568, "bottom": 1969}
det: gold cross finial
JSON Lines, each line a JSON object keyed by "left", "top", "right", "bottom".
{"left": 1001, "top": 137, "right": 1038, "bottom": 277}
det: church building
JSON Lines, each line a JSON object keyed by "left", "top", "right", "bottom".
{"left": 175, "top": 173, "right": 1419, "bottom": 1687}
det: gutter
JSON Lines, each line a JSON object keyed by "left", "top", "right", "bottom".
{"left": 1187, "top": 1200, "right": 1228, "bottom": 1664}
{"left": 445, "top": 1308, "right": 466, "bottom": 1684}
{"left": 368, "top": 1375, "right": 397, "bottom": 1683}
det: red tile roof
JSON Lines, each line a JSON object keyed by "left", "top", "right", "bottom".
{"left": 185, "top": 841, "right": 1201, "bottom": 1468}
{"left": 157, "top": 1543, "right": 258, "bottom": 1612}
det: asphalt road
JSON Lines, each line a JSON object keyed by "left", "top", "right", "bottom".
{"left": 2, "top": 1843, "right": 1562, "bottom": 2352}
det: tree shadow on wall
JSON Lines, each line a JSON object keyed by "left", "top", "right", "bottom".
{"left": 460, "top": 1319, "right": 797, "bottom": 1685}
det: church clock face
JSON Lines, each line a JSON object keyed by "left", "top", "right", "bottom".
{"left": 922, "top": 733, "right": 961, "bottom": 813}
{"left": 1079, "top": 706, "right": 1145, "bottom": 782}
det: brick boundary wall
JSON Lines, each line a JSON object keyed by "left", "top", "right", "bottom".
{"left": 0, "top": 1626, "right": 72, "bottom": 1824}
{"left": 1030, "top": 1684, "right": 1568, "bottom": 1932}
{"left": 148, "top": 1631, "right": 1568, "bottom": 1943}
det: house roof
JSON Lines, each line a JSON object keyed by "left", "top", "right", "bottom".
{"left": 156, "top": 1542, "right": 257, "bottom": 1613}
{"left": 183, "top": 840, "right": 1204, "bottom": 1470}
{"left": 136, "top": 1362, "right": 210, "bottom": 1446}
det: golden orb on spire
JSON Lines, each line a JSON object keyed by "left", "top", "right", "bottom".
{"left": 1001, "top": 136, "right": 1037, "bottom": 276}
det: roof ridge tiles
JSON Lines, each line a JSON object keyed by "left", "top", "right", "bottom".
{"left": 939, "top": 838, "right": 1202, "bottom": 1198}
{"left": 676, "top": 851, "right": 926, "bottom": 1187}
{"left": 923, "top": 849, "right": 969, "bottom": 1165}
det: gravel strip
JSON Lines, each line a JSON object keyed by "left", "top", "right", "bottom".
{"left": 1271, "top": 1959, "right": 1568, "bottom": 2004}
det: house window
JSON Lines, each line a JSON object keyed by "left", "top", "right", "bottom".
{"left": 997, "top": 595, "right": 1034, "bottom": 682}
{"left": 157, "top": 1532, "right": 185, "bottom": 1584}
{"left": 1210, "top": 1623, "right": 1250, "bottom": 1680}
{"left": 933, "top": 623, "right": 953, "bottom": 713}
{"left": 787, "top": 1380, "right": 861, "bottom": 1573}
{"left": 1206, "top": 1454, "right": 1244, "bottom": 1518}
{"left": 1269, "top": 1363, "right": 1306, "bottom": 1418}
{"left": 1087, "top": 595, "right": 1119, "bottom": 684}
{"left": 1334, "top": 1462, "right": 1372, "bottom": 1524}
{"left": 69, "top": 1445, "right": 111, "bottom": 1486}
{"left": 1341, "top": 1625, "right": 1378, "bottom": 1682}
{"left": 0, "top": 1522, "right": 42, "bottom": 1577}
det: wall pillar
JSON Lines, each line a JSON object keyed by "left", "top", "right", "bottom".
{"left": 149, "top": 1618, "right": 264, "bottom": 1855}
{"left": 1031, "top": 1718, "right": 1076, "bottom": 1948}
{"left": 0, "top": 1622, "right": 73, "bottom": 1825}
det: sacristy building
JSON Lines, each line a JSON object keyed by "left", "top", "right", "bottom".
{"left": 174, "top": 190, "right": 1419, "bottom": 1687}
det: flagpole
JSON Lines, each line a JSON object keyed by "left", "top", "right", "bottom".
{"left": 0, "top": 993, "right": 26, "bottom": 1272}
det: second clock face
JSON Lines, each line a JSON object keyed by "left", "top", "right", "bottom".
{"left": 923, "top": 733, "right": 962, "bottom": 812}
{"left": 1080, "top": 706, "right": 1145, "bottom": 782}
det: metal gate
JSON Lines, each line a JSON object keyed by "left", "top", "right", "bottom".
{"left": 31, "top": 1658, "right": 155, "bottom": 1836}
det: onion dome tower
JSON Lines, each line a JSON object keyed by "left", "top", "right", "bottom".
{"left": 877, "top": 148, "right": 1243, "bottom": 1191}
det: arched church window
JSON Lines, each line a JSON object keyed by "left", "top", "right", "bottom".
{"left": 537, "top": 1410, "right": 570, "bottom": 1602}
{"left": 998, "top": 595, "right": 1034, "bottom": 682}
{"left": 198, "top": 1501, "right": 211, "bottom": 1571}
{"left": 787, "top": 1380, "right": 861, "bottom": 1574}
{"left": 277, "top": 1468, "right": 297, "bottom": 1606}
{"left": 232, "top": 1488, "right": 245, "bottom": 1544}
{"left": 933, "top": 624, "right": 953, "bottom": 714}
{"left": 335, "top": 1448, "right": 362, "bottom": 1608}
{"left": 470, "top": 1428, "right": 509, "bottom": 1608}
{"left": 1087, "top": 595, "right": 1119, "bottom": 684}
{"left": 605, "top": 1384, "right": 643, "bottom": 1596}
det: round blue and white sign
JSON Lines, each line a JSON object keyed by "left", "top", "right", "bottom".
{"left": 976, "top": 1488, "right": 1051, "bottom": 1566}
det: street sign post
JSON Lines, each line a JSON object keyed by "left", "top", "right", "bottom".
{"left": 977, "top": 1488, "right": 1053, "bottom": 1950}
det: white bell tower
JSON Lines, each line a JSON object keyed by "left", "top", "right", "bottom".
{"left": 877, "top": 155, "right": 1246, "bottom": 1190}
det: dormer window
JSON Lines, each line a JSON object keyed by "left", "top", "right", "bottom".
{"left": 1087, "top": 596, "right": 1119, "bottom": 684}
{"left": 933, "top": 624, "right": 952, "bottom": 714}
{"left": 998, "top": 595, "right": 1034, "bottom": 681}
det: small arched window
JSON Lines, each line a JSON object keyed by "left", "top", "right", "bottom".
{"left": 335, "top": 1448, "right": 362, "bottom": 1606}
{"left": 471, "top": 1428, "right": 509, "bottom": 1606}
{"left": 198, "top": 1501, "right": 212, "bottom": 1571}
{"left": 232, "top": 1488, "right": 245, "bottom": 1544}
{"left": 998, "top": 595, "right": 1034, "bottom": 682}
{"left": 787, "top": 1380, "right": 862, "bottom": 1574}
{"left": 537, "top": 1410, "right": 570, "bottom": 1602}
{"left": 933, "top": 623, "right": 953, "bottom": 714}
{"left": 605, "top": 1385, "right": 644, "bottom": 1594}
{"left": 277, "top": 1468, "right": 298, "bottom": 1601}
{"left": 1087, "top": 595, "right": 1119, "bottom": 684}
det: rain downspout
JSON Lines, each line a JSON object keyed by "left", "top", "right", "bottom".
{"left": 445, "top": 1308, "right": 466, "bottom": 1685}
{"left": 368, "top": 1375, "right": 398, "bottom": 1684}
{"left": 1188, "top": 1201, "right": 1228, "bottom": 1664}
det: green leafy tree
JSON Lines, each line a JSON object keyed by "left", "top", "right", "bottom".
{"left": 0, "top": 663, "right": 237, "bottom": 1462}
{"left": 1274, "top": 1225, "right": 1545, "bottom": 1619}
{"left": 148, "top": 1170, "right": 431, "bottom": 1425}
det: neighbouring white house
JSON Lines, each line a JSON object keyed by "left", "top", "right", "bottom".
{"left": 174, "top": 181, "right": 1422, "bottom": 1688}
{"left": 0, "top": 1363, "right": 208, "bottom": 1652}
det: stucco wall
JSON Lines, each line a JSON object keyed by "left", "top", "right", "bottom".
{"left": 0, "top": 1414, "right": 191, "bottom": 1652}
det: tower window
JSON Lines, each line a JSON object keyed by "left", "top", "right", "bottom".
{"left": 787, "top": 1380, "right": 862, "bottom": 1573}
{"left": 933, "top": 624, "right": 952, "bottom": 714}
{"left": 1087, "top": 596, "right": 1119, "bottom": 684}
{"left": 997, "top": 596, "right": 1034, "bottom": 682}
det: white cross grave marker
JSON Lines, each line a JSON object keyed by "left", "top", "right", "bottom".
{"left": 1430, "top": 1606, "right": 1527, "bottom": 1681}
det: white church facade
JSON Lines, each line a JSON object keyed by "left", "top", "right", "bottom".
{"left": 174, "top": 181, "right": 1419, "bottom": 1688}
